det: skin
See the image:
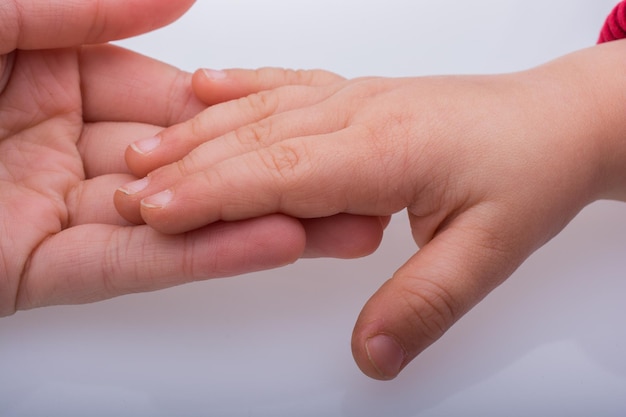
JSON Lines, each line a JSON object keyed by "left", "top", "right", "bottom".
{"left": 0, "top": 0, "right": 384, "bottom": 317}
{"left": 115, "top": 40, "right": 626, "bottom": 380}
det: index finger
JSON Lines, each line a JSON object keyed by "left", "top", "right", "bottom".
{"left": 79, "top": 43, "right": 205, "bottom": 126}
{"left": 0, "top": 0, "right": 195, "bottom": 54}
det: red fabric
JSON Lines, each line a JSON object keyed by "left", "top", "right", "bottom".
{"left": 599, "top": 1, "right": 626, "bottom": 43}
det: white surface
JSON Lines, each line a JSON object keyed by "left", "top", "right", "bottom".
{"left": 2, "top": 1, "right": 626, "bottom": 416}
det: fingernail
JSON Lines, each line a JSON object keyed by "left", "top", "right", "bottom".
{"left": 365, "top": 334, "right": 406, "bottom": 380}
{"left": 118, "top": 177, "right": 150, "bottom": 195}
{"left": 142, "top": 189, "right": 174, "bottom": 209}
{"left": 202, "top": 69, "right": 227, "bottom": 80}
{"left": 130, "top": 136, "right": 161, "bottom": 155}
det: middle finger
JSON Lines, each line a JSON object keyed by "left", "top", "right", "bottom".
{"left": 115, "top": 89, "right": 346, "bottom": 223}
{"left": 125, "top": 82, "right": 345, "bottom": 177}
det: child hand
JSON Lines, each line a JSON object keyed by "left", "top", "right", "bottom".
{"left": 120, "top": 67, "right": 389, "bottom": 259}
{"left": 115, "top": 43, "right": 626, "bottom": 379}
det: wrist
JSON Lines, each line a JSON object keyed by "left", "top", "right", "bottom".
{"left": 590, "top": 41, "right": 626, "bottom": 202}
{"left": 572, "top": 41, "right": 626, "bottom": 202}
{"left": 524, "top": 40, "right": 626, "bottom": 205}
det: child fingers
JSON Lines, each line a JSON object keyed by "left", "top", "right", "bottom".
{"left": 116, "top": 97, "right": 346, "bottom": 224}
{"left": 125, "top": 84, "right": 341, "bottom": 177}
{"left": 191, "top": 67, "right": 345, "bottom": 106}
{"left": 134, "top": 127, "right": 406, "bottom": 234}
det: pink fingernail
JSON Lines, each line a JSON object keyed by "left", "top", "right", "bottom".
{"left": 142, "top": 189, "right": 174, "bottom": 209}
{"left": 130, "top": 136, "right": 161, "bottom": 155}
{"left": 118, "top": 177, "right": 150, "bottom": 195}
{"left": 365, "top": 334, "right": 406, "bottom": 380}
{"left": 202, "top": 69, "right": 227, "bottom": 80}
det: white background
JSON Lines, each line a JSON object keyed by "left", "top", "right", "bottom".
{"left": 2, "top": 1, "right": 626, "bottom": 416}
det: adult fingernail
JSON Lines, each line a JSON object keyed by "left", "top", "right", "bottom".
{"left": 365, "top": 334, "right": 406, "bottom": 380}
{"left": 142, "top": 189, "right": 174, "bottom": 209}
{"left": 130, "top": 136, "right": 161, "bottom": 155}
{"left": 118, "top": 177, "right": 150, "bottom": 195}
{"left": 202, "top": 69, "right": 227, "bottom": 80}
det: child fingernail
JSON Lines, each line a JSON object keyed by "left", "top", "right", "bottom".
{"left": 130, "top": 136, "right": 161, "bottom": 155}
{"left": 365, "top": 334, "right": 405, "bottom": 380}
{"left": 202, "top": 69, "right": 227, "bottom": 80}
{"left": 118, "top": 177, "right": 150, "bottom": 195}
{"left": 142, "top": 189, "right": 174, "bottom": 209}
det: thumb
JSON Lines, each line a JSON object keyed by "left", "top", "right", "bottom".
{"left": 0, "top": 0, "right": 195, "bottom": 54}
{"left": 351, "top": 208, "right": 533, "bottom": 380}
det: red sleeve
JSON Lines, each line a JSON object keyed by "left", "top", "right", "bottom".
{"left": 599, "top": 1, "right": 626, "bottom": 43}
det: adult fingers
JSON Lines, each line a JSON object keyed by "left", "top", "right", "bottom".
{"left": 79, "top": 122, "right": 162, "bottom": 178}
{"left": 15, "top": 214, "right": 305, "bottom": 311}
{"left": 80, "top": 44, "right": 205, "bottom": 126}
{"left": 0, "top": 0, "right": 195, "bottom": 54}
{"left": 300, "top": 215, "right": 389, "bottom": 259}
{"left": 124, "top": 82, "right": 341, "bottom": 177}
{"left": 66, "top": 174, "right": 137, "bottom": 227}
{"left": 191, "top": 67, "right": 345, "bottom": 106}
{"left": 351, "top": 205, "right": 534, "bottom": 380}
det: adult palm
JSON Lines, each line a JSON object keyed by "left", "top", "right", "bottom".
{"left": 0, "top": 0, "right": 308, "bottom": 316}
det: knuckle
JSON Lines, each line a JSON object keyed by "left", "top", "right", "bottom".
{"left": 101, "top": 229, "right": 133, "bottom": 295}
{"left": 173, "top": 149, "right": 203, "bottom": 178}
{"left": 257, "top": 67, "right": 344, "bottom": 87}
{"left": 284, "top": 68, "right": 315, "bottom": 85}
{"left": 85, "top": 3, "right": 108, "bottom": 43}
{"left": 398, "top": 277, "right": 460, "bottom": 343}
{"left": 165, "top": 71, "right": 196, "bottom": 125}
{"left": 257, "top": 143, "right": 303, "bottom": 183}
{"left": 281, "top": 68, "right": 345, "bottom": 86}
{"left": 233, "top": 118, "right": 274, "bottom": 146}
{"left": 256, "top": 67, "right": 312, "bottom": 86}
{"left": 187, "top": 113, "right": 206, "bottom": 140}
{"left": 239, "top": 89, "right": 279, "bottom": 119}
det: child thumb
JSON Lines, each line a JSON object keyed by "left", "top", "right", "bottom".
{"left": 351, "top": 210, "right": 529, "bottom": 380}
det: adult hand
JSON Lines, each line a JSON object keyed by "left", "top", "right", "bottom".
{"left": 1, "top": 0, "right": 379, "bottom": 317}
{"left": 114, "top": 41, "right": 626, "bottom": 380}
